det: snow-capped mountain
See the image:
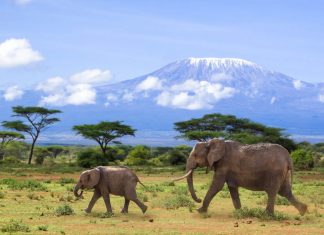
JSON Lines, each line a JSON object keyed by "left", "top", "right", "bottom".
{"left": 1, "top": 58, "right": 323, "bottom": 145}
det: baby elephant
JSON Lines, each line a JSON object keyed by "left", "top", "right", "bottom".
{"left": 74, "top": 166, "right": 147, "bottom": 214}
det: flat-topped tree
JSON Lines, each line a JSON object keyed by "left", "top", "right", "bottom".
{"left": 73, "top": 121, "right": 135, "bottom": 161}
{"left": 0, "top": 131, "right": 25, "bottom": 160}
{"left": 174, "top": 113, "right": 297, "bottom": 152}
{"left": 2, "top": 106, "right": 61, "bottom": 164}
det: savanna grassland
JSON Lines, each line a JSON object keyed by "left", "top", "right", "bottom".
{"left": 0, "top": 164, "right": 323, "bottom": 235}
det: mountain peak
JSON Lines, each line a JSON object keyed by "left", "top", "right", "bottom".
{"left": 185, "top": 57, "right": 260, "bottom": 69}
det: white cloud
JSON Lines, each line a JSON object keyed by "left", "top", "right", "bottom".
{"left": 37, "top": 69, "right": 112, "bottom": 106}
{"left": 14, "top": 0, "right": 32, "bottom": 5}
{"left": 136, "top": 76, "right": 163, "bottom": 91}
{"left": 0, "top": 38, "right": 43, "bottom": 68}
{"left": 36, "top": 77, "right": 66, "bottom": 93}
{"left": 156, "top": 79, "right": 235, "bottom": 110}
{"left": 69, "top": 69, "right": 112, "bottom": 85}
{"left": 293, "top": 80, "right": 303, "bottom": 90}
{"left": 319, "top": 94, "right": 324, "bottom": 103}
{"left": 122, "top": 90, "right": 135, "bottom": 102}
{"left": 3, "top": 85, "right": 24, "bottom": 101}
{"left": 65, "top": 84, "right": 96, "bottom": 105}
{"left": 270, "top": 96, "right": 276, "bottom": 104}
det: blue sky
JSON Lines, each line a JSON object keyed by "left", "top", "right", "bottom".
{"left": 0, "top": 0, "right": 323, "bottom": 89}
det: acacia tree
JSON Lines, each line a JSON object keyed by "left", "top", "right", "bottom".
{"left": 73, "top": 121, "right": 135, "bottom": 161}
{"left": 0, "top": 131, "right": 25, "bottom": 160}
{"left": 2, "top": 106, "right": 61, "bottom": 164}
{"left": 174, "top": 113, "right": 297, "bottom": 152}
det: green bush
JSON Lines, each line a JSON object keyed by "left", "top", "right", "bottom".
{"left": 55, "top": 204, "right": 74, "bottom": 216}
{"left": 34, "top": 148, "right": 51, "bottom": 165}
{"left": 77, "top": 148, "right": 109, "bottom": 168}
{"left": 162, "top": 195, "right": 194, "bottom": 210}
{"left": 233, "top": 207, "right": 289, "bottom": 221}
{"left": 291, "top": 149, "right": 314, "bottom": 170}
{"left": 0, "top": 178, "right": 47, "bottom": 191}
{"left": 1, "top": 219, "right": 30, "bottom": 233}
{"left": 58, "top": 178, "right": 75, "bottom": 185}
{"left": 124, "top": 145, "right": 151, "bottom": 166}
{"left": 1, "top": 156, "right": 20, "bottom": 164}
{"left": 38, "top": 225, "right": 48, "bottom": 231}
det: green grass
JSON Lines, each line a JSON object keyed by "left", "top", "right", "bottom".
{"left": 233, "top": 207, "right": 289, "bottom": 221}
{"left": 1, "top": 219, "right": 31, "bottom": 233}
{"left": 0, "top": 178, "right": 47, "bottom": 191}
{"left": 55, "top": 204, "right": 74, "bottom": 216}
{"left": 59, "top": 177, "right": 76, "bottom": 185}
{"left": 161, "top": 194, "right": 195, "bottom": 210}
{"left": 0, "top": 191, "right": 4, "bottom": 199}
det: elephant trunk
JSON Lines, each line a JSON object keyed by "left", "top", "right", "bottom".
{"left": 186, "top": 158, "right": 202, "bottom": 203}
{"left": 73, "top": 182, "right": 83, "bottom": 198}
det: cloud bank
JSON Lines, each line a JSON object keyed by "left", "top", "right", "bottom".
{"left": 106, "top": 76, "right": 235, "bottom": 110}
{"left": 3, "top": 85, "right": 24, "bottom": 101}
{"left": 0, "top": 38, "right": 43, "bottom": 68}
{"left": 37, "top": 69, "right": 112, "bottom": 106}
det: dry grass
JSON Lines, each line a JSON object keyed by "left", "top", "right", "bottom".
{"left": 0, "top": 168, "right": 323, "bottom": 234}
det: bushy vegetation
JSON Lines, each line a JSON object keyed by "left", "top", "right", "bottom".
{"left": 162, "top": 194, "right": 195, "bottom": 210}
{"left": 0, "top": 178, "right": 47, "bottom": 191}
{"left": 233, "top": 207, "right": 289, "bottom": 221}
{"left": 1, "top": 219, "right": 31, "bottom": 233}
{"left": 55, "top": 204, "right": 74, "bottom": 216}
{"left": 291, "top": 149, "right": 314, "bottom": 170}
{"left": 77, "top": 148, "right": 109, "bottom": 168}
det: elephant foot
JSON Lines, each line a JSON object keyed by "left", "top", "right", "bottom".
{"left": 84, "top": 208, "right": 91, "bottom": 213}
{"left": 142, "top": 205, "right": 148, "bottom": 214}
{"left": 197, "top": 207, "right": 207, "bottom": 213}
{"left": 298, "top": 203, "right": 307, "bottom": 216}
{"left": 121, "top": 209, "right": 128, "bottom": 214}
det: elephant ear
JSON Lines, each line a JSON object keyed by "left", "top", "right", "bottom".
{"left": 207, "top": 139, "right": 226, "bottom": 168}
{"left": 87, "top": 168, "right": 100, "bottom": 188}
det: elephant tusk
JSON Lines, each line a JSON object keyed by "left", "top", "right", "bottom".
{"left": 172, "top": 169, "right": 193, "bottom": 181}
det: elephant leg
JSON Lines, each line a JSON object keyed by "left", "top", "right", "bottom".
{"left": 102, "top": 193, "right": 113, "bottom": 213}
{"left": 279, "top": 185, "right": 307, "bottom": 215}
{"left": 265, "top": 192, "right": 277, "bottom": 214}
{"left": 85, "top": 189, "right": 101, "bottom": 213}
{"left": 198, "top": 174, "right": 225, "bottom": 213}
{"left": 132, "top": 198, "right": 147, "bottom": 214}
{"left": 121, "top": 198, "right": 130, "bottom": 213}
{"left": 228, "top": 186, "right": 241, "bottom": 209}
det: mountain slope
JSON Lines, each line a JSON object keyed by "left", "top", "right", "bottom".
{"left": 1, "top": 58, "right": 323, "bottom": 145}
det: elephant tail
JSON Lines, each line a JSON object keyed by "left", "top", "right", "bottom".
{"left": 287, "top": 156, "right": 293, "bottom": 186}
{"left": 136, "top": 176, "right": 146, "bottom": 188}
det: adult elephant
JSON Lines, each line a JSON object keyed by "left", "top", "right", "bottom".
{"left": 174, "top": 139, "right": 307, "bottom": 215}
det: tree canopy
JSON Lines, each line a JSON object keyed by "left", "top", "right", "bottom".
{"left": 73, "top": 121, "right": 136, "bottom": 160}
{"left": 0, "top": 131, "right": 25, "bottom": 160}
{"left": 174, "top": 113, "right": 296, "bottom": 151}
{"left": 2, "top": 106, "right": 61, "bottom": 164}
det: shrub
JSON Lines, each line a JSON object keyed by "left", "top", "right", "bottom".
{"left": 124, "top": 145, "right": 151, "bottom": 166}
{"left": 34, "top": 148, "right": 51, "bottom": 165}
{"left": 0, "top": 178, "right": 47, "bottom": 191}
{"left": 77, "top": 148, "right": 109, "bottom": 168}
{"left": 171, "top": 186, "right": 188, "bottom": 195}
{"left": 1, "top": 219, "right": 30, "bottom": 233}
{"left": 142, "top": 184, "right": 165, "bottom": 193}
{"left": 55, "top": 204, "right": 74, "bottom": 216}
{"left": 162, "top": 195, "right": 194, "bottom": 210}
{"left": 38, "top": 225, "right": 48, "bottom": 231}
{"left": 59, "top": 178, "right": 75, "bottom": 185}
{"left": 2, "top": 156, "right": 20, "bottom": 164}
{"left": 291, "top": 149, "right": 314, "bottom": 170}
{"left": 233, "top": 207, "right": 289, "bottom": 221}
{"left": 0, "top": 191, "right": 4, "bottom": 199}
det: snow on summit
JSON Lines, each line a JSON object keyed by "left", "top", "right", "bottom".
{"left": 186, "top": 57, "right": 260, "bottom": 69}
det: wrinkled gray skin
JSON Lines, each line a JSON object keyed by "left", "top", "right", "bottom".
{"left": 74, "top": 166, "right": 147, "bottom": 214}
{"left": 177, "top": 139, "right": 307, "bottom": 215}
